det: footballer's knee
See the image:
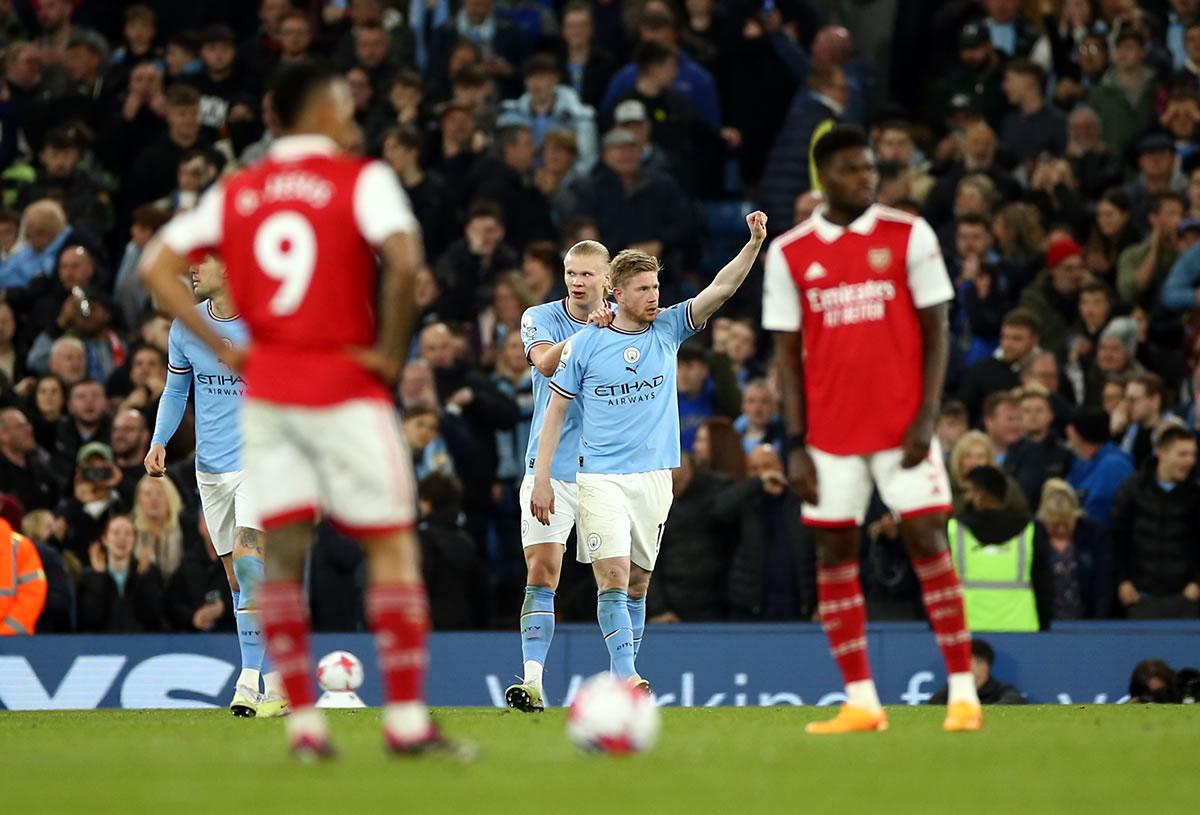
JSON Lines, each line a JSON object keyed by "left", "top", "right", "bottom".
{"left": 592, "top": 558, "right": 630, "bottom": 591}
{"left": 814, "top": 527, "right": 860, "bottom": 566}
{"left": 525, "top": 544, "right": 563, "bottom": 591}
{"left": 263, "top": 522, "right": 313, "bottom": 581}
{"left": 627, "top": 565, "right": 652, "bottom": 599}
{"left": 220, "top": 554, "right": 239, "bottom": 593}
{"left": 900, "top": 513, "right": 949, "bottom": 560}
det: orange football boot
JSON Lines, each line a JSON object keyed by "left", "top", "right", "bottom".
{"left": 942, "top": 701, "right": 984, "bottom": 732}
{"left": 805, "top": 705, "right": 889, "bottom": 734}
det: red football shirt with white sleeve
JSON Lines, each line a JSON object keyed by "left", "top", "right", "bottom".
{"left": 159, "top": 135, "right": 420, "bottom": 407}
{"left": 761, "top": 204, "right": 953, "bottom": 456}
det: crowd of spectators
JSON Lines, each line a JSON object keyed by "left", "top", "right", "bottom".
{"left": 1, "top": 0, "right": 1199, "bottom": 635}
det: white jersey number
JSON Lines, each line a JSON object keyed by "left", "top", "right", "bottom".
{"left": 254, "top": 212, "right": 317, "bottom": 316}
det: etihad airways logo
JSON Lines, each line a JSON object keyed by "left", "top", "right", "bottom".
{"left": 594, "top": 374, "right": 664, "bottom": 404}
{"left": 806, "top": 280, "right": 897, "bottom": 327}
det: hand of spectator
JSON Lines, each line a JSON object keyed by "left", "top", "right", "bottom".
{"left": 449, "top": 387, "right": 474, "bottom": 407}
{"left": 587, "top": 304, "right": 614, "bottom": 327}
{"left": 1053, "top": 78, "right": 1083, "bottom": 110}
{"left": 787, "top": 447, "right": 819, "bottom": 504}
{"left": 347, "top": 346, "right": 401, "bottom": 385}
{"left": 530, "top": 477, "right": 555, "bottom": 525}
{"left": 960, "top": 254, "right": 981, "bottom": 283}
{"left": 742, "top": 16, "right": 764, "bottom": 38}
{"left": 629, "top": 240, "right": 663, "bottom": 258}
{"left": 934, "top": 134, "right": 961, "bottom": 163}
{"left": 122, "top": 90, "right": 144, "bottom": 121}
{"left": 1184, "top": 582, "right": 1200, "bottom": 602}
{"left": 484, "top": 56, "right": 514, "bottom": 77}
{"left": 1069, "top": 335, "right": 1092, "bottom": 363}
{"left": 145, "top": 444, "right": 167, "bottom": 477}
{"left": 759, "top": 470, "right": 788, "bottom": 496}
{"left": 192, "top": 599, "right": 223, "bottom": 631}
{"left": 121, "top": 387, "right": 148, "bottom": 411}
{"left": 135, "top": 538, "right": 157, "bottom": 574}
{"left": 1109, "top": 400, "right": 1129, "bottom": 434}
{"left": 649, "top": 611, "right": 681, "bottom": 624}
{"left": 868, "top": 512, "right": 900, "bottom": 541}
{"left": 88, "top": 541, "right": 106, "bottom": 572}
{"left": 746, "top": 210, "right": 767, "bottom": 243}
{"left": 720, "top": 127, "right": 743, "bottom": 149}
{"left": 56, "top": 295, "right": 82, "bottom": 331}
{"left": 13, "top": 376, "right": 36, "bottom": 398}
{"left": 900, "top": 406, "right": 936, "bottom": 469}
{"left": 1118, "top": 580, "right": 1140, "bottom": 607}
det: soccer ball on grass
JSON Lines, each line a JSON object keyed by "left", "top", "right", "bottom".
{"left": 566, "top": 673, "right": 660, "bottom": 754}
{"left": 316, "top": 650, "right": 364, "bottom": 693}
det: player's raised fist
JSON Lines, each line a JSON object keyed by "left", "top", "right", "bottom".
{"left": 747, "top": 210, "right": 767, "bottom": 242}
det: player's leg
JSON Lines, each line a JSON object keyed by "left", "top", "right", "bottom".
{"left": 508, "top": 477, "right": 572, "bottom": 711}
{"left": 232, "top": 526, "right": 290, "bottom": 717}
{"left": 317, "top": 399, "right": 473, "bottom": 758}
{"left": 802, "top": 449, "right": 886, "bottom": 734}
{"left": 578, "top": 473, "right": 638, "bottom": 680}
{"left": 627, "top": 565, "right": 649, "bottom": 659}
{"left": 591, "top": 554, "right": 638, "bottom": 680}
{"left": 624, "top": 469, "right": 672, "bottom": 693}
{"left": 873, "top": 441, "right": 981, "bottom": 731}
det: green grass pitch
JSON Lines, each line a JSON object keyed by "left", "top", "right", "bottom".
{"left": 5, "top": 706, "right": 1198, "bottom": 814}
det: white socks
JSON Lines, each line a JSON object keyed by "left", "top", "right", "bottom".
{"left": 948, "top": 672, "right": 980, "bottom": 705}
{"left": 384, "top": 702, "right": 432, "bottom": 740}
{"left": 845, "top": 679, "right": 882, "bottom": 711}
{"left": 523, "top": 660, "right": 544, "bottom": 690}
{"left": 237, "top": 668, "right": 261, "bottom": 692}
{"left": 263, "top": 671, "right": 284, "bottom": 698}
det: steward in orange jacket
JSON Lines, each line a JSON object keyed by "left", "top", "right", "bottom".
{"left": 0, "top": 517, "right": 47, "bottom": 634}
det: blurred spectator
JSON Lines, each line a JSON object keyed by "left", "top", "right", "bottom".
{"left": 929, "top": 639, "right": 1028, "bottom": 705}
{"left": 612, "top": 99, "right": 672, "bottom": 178}
{"left": 872, "top": 118, "right": 935, "bottom": 204}
{"left": 1065, "top": 106, "right": 1126, "bottom": 202}
{"left": 992, "top": 201, "right": 1047, "bottom": 285}
{"left": 432, "top": 200, "right": 519, "bottom": 323}
{"left": 933, "top": 22, "right": 1008, "bottom": 131}
{"left": 1117, "top": 192, "right": 1186, "bottom": 310}
{"left": 557, "top": 0, "right": 617, "bottom": 110}
{"left": 1085, "top": 316, "right": 1145, "bottom": 405}
{"left": 0, "top": 514, "right": 46, "bottom": 634}
{"left": 11, "top": 126, "right": 112, "bottom": 238}
{"left": 20, "top": 507, "right": 73, "bottom": 632}
{"left": 1006, "top": 387, "right": 1074, "bottom": 510}
{"left": 76, "top": 513, "right": 166, "bottom": 632}
{"left": 1112, "top": 373, "right": 1166, "bottom": 468}
{"left": 469, "top": 121, "right": 555, "bottom": 252}
{"left": 1000, "top": 59, "right": 1066, "bottom": 164}
{"left": 714, "top": 317, "right": 760, "bottom": 387}
{"left": 733, "top": 379, "right": 783, "bottom": 457}
{"left": 167, "top": 514, "right": 233, "bottom": 633}
{"left": 948, "top": 464, "right": 1052, "bottom": 632}
{"left": 982, "top": 390, "right": 1023, "bottom": 464}
{"left": 720, "top": 444, "right": 814, "bottom": 621}
{"left": 125, "top": 84, "right": 212, "bottom": 210}
{"left": 1084, "top": 188, "right": 1139, "bottom": 284}
{"left": 1036, "top": 478, "right": 1115, "bottom": 620}
{"left": 1128, "top": 658, "right": 1183, "bottom": 703}
{"left": 1066, "top": 405, "right": 1135, "bottom": 525}
{"left": 97, "top": 60, "right": 167, "bottom": 179}
{"left": 760, "top": 64, "right": 845, "bottom": 233}
{"left": 131, "top": 474, "right": 191, "bottom": 581}
{"left": 0, "top": 200, "right": 70, "bottom": 289}
{"left": 520, "top": 239, "right": 565, "bottom": 303}
{"left": 534, "top": 129, "right": 583, "bottom": 210}
{"left": 925, "top": 119, "right": 1020, "bottom": 232}
{"left": 0, "top": 300, "right": 25, "bottom": 387}
{"left": 500, "top": 53, "right": 597, "bottom": 173}
{"left": 26, "top": 374, "right": 65, "bottom": 450}
{"left": 428, "top": 0, "right": 527, "bottom": 96}
{"left": 1020, "top": 235, "right": 1086, "bottom": 358}
{"left": 692, "top": 417, "right": 746, "bottom": 481}
{"left": 113, "top": 205, "right": 170, "bottom": 330}
{"left": 418, "top": 472, "right": 487, "bottom": 630}
{"left": 110, "top": 409, "right": 149, "bottom": 508}
{"left": 949, "top": 430, "right": 1029, "bottom": 515}
{"left": 1110, "top": 424, "right": 1200, "bottom": 618}
{"left": 936, "top": 400, "right": 971, "bottom": 460}
{"left": 381, "top": 126, "right": 457, "bottom": 261}
{"left": 676, "top": 344, "right": 740, "bottom": 452}
{"left": 646, "top": 452, "right": 730, "bottom": 622}
{"left": 1087, "top": 28, "right": 1159, "bottom": 156}
{"left": 475, "top": 271, "right": 532, "bottom": 367}
{"left": 54, "top": 379, "right": 110, "bottom": 477}
{"left": 42, "top": 337, "right": 85, "bottom": 388}
{"left": 0, "top": 406, "right": 59, "bottom": 511}
{"left": 959, "top": 307, "right": 1040, "bottom": 423}
{"left": 403, "top": 403, "right": 454, "bottom": 480}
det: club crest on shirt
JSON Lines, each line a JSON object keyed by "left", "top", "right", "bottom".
{"left": 586, "top": 532, "right": 602, "bottom": 552}
{"left": 867, "top": 247, "right": 892, "bottom": 271}
{"left": 623, "top": 347, "right": 640, "bottom": 365}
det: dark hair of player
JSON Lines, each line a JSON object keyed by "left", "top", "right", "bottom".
{"left": 271, "top": 61, "right": 337, "bottom": 132}
{"left": 812, "top": 125, "right": 870, "bottom": 171}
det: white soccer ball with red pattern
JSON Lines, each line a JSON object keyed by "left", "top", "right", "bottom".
{"left": 316, "top": 650, "right": 364, "bottom": 692}
{"left": 567, "top": 673, "right": 660, "bottom": 754}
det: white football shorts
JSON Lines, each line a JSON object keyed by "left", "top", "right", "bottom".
{"left": 519, "top": 475, "right": 579, "bottom": 547}
{"left": 195, "top": 469, "right": 261, "bottom": 557}
{"left": 575, "top": 470, "right": 673, "bottom": 571}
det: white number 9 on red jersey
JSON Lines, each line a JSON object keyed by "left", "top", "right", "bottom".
{"left": 253, "top": 211, "right": 318, "bottom": 316}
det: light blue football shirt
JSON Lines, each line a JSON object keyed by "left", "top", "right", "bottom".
{"left": 151, "top": 301, "right": 249, "bottom": 474}
{"left": 521, "top": 297, "right": 590, "bottom": 483}
{"left": 549, "top": 300, "right": 704, "bottom": 475}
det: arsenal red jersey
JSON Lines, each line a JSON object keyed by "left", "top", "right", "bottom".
{"left": 761, "top": 204, "right": 953, "bottom": 455}
{"left": 160, "top": 135, "right": 420, "bottom": 407}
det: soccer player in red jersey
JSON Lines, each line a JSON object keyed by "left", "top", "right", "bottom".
{"left": 763, "top": 125, "right": 982, "bottom": 734}
{"left": 141, "top": 63, "right": 471, "bottom": 760}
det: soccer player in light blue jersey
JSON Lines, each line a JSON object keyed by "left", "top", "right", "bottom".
{"left": 144, "top": 254, "right": 284, "bottom": 717}
{"left": 505, "top": 240, "right": 612, "bottom": 713}
{"left": 532, "top": 211, "right": 767, "bottom": 691}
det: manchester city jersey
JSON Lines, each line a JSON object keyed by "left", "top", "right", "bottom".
{"left": 549, "top": 300, "right": 704, "bottom": 475}
{"left": 151, "top": 301, "right": 249, "bottom": 474}
{"left": 521, "top": 298, "right": 590, "bottom": 483}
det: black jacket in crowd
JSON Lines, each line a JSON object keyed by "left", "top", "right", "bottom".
{"left": 77, "top": 559, "right": 167, "bottom": 633}
{"left": 166, "top": 549, "right": 235, "bottom": 633}
{"left": 647, "top": 471, "right": 733, "bottom": 622}
{"left": 420, "top": 507, "right": 488, "bottom": 630}
{"left": 1109, "top": 465, "right": 1200, "bottom": 597}
{"left": 1005, "top": 434, "right": 1074, "bottom": 510}
{"left": 309, "top": 524, "right": 366, "bottom": 632}
{"left": 930, "top": 675, "right": 1028, "bottom": 705}
{"left": 1035, "top": 515, "right": 1116, "bottom": 620}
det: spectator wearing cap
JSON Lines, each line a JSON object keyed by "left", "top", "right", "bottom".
{"left": 563, "top": 127, "right": 693, "bottom": 277}
{"left": 0, "top": 406, "right": 60, "bottom": 512}
{"left": 999, "top": 58, "right": 1066, "bottom": 165}
{"left": 1117, "top": 192, "right": 1187, "bottom": 310}
{"left": 557, "top": 0, "right": 618, "bottom": 111}
{"left": 0, "top": 199, "right": 71, "bottom": 289}
{"left": 125, "top": 84, "right": 213, "bottom": 211}
{"left": 1110, "top": 424, "right": 1200, "bottom": 619}
{"left": 600, "top": 5, "right": 721, "bottom": 129}
{"left": 381, "top": 127, "right": 458, "bottom": 261}
{"left": 55, "top": 435, "right": 121, "bottom": 561}
{"left": 1084, "top": 316, "right": 1145, "bottom": 406}
{"left": 1065, "top": 106, "right": 1125, "bottom": 202}
{"left": 468, "top": 120, "right": 555, "bottom": 252}
{"left": 500, "top": 54, "right": 597, "bottom": 173}
{"left": 932, "top": 22, "right": 1009, "bottom": 133}
{"left": 11, "top": 125, "right": 112, "bottom": 239}
{"left": 428, "top": 0, "right": 527, "bottom": 97}
{"left": 1066, "top": 406, "right": 1134, "bottom": 526}
{"left": 759, "top": 64, "right": 845, "bottom": 235}
{"left": 1020, "top": 235, "right": 1086, "bottom": 359}
{"left": 612, "top": 98, "right": 671, "bottom": 177}
{"left": 1125, "top": 134, "right": 1185, "bottom": 223}
{"left": 1087, "top": 28, "right": 1160, "bottom": 156}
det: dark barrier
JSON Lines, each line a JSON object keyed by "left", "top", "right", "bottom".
{"left": 2, "top": 621, "right": 1197, "bottom": 709}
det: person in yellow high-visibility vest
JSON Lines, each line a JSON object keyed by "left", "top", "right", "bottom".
{"left": 948, "top": 465, "right": 1052, "bottom": 632}
{"left": 0, "top": 516, "right": 47, "bottom": 635}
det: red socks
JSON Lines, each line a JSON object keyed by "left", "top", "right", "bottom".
{"left": 259, "top": 582, "right": 316, "bottom": 708}
{"left": 914, "top": 551, "right": 972, "bottom": 675}
{"left": 816, "top": 562, "right": 871, "bottom": 683}
{"left": 366, "top": 583, "right": 430, "bottom": 705}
